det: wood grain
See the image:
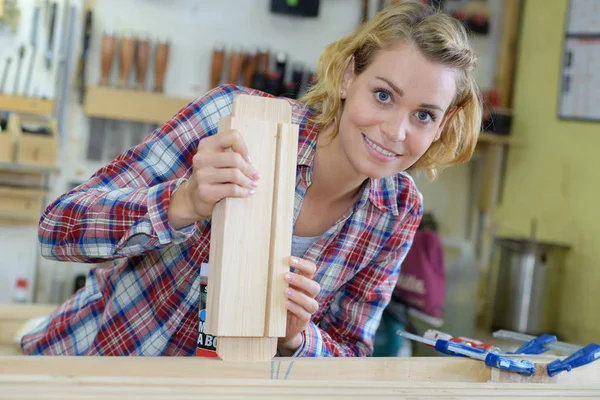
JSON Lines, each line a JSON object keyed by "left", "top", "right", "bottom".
{"left": 0, "top": 356, "right": 599, "bottom": 399}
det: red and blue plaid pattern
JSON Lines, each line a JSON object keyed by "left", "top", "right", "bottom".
{"left": 21, "top": 84, "right": 422, "bottom": 357}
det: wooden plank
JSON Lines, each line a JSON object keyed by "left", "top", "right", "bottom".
{"left": 205, "top": 112, "right": 277, "bottom": 338}
{"left": 216, "top": 337, "right": 278, "bottom": 362}
{"left": 0, "top": 95, "right": 55, "bottom": 115}
{"left": 1, "top": 356, "right": 598, "bottom": 385}
{"left": 2, "top": 378, "right": 599, "bottom": 400}
{"left": 0, "top": 303, "right": 56, "bottom": 348}
{"left": 265, "top": 121, "right": 298, "bottom": 337}
{"left": 0, "top": 357, "right": 599, "bottom": 399}
{"left": 83, "top": 86, "right": 190, "bottom": 124}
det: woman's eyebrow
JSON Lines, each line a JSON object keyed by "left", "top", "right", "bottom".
{"left": 375, "top": 76, "right": 443, "bottom": 111}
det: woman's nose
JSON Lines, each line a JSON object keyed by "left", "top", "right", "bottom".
{"left": 382, "top": 114, "right": 408, "bottom": 142}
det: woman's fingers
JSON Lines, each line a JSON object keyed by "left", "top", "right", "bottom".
{"left": 199, "top": 182, "right": 254, "bottom": 202}
{"left": 197, "top": 151, "right": 260, "bottom": 181}
{"left": 285, "top": 271, "right": 320, "bottom": 299}
{"left": 289, "top": 256, "right": 316, "bottom": 278}
{"left": 201, "top": 167, "right": 257, "bottom": 189}
{"left": 215, "top": 130, "right": 252, "bottom": 162}
{"left": 285, "top": 287, "right": 319, "bottom": 315}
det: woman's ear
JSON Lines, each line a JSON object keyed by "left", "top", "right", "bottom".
{"left": 435, "top": 106, "right": 458, "bottom": 141}
{"left": 341, "top": 56, "right": 355, "bottom": 95}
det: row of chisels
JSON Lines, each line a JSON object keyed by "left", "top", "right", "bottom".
{"left": 98, "top": 33, "right": 170, "bottom": 93}
{"left": 210, "top": 44, "right": 315, "bottom": 100}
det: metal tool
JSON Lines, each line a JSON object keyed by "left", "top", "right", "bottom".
{"left": 45, "top": 1, "right": 57, "bottom": 70}
{"left": 493, "top": 329, "right": 582, "bottom": 354}
{"left": 398, "top": 331, "right": 536, "bottom": 376}
{"left": 77, "top": 9, "right": 92, "bottom": 104}
{"left": 0, "top": 58, "right": 12, "bottom": 93}
{"left": 493, "top": 329, "right": 600, "bottom": 377}
{"left": 13, "top": 45, "right": 25, "bottom": 94}
{"left": 23, "top": 3, "right": 40, "bottom": 96}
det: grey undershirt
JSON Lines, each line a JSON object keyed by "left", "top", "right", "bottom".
{"left": 291, "top": 234, "right": 319, "bottom": 258}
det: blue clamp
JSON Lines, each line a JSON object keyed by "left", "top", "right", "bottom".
{"left": 484, "top": 352, "right": 536, "bottom": 377}
{"left": 434, "top": 339, "right": 536, "bottom": 376}
{"left": 547, "top": 343, "right": 600, "bottom": 377}
{"left": 511, "top": 333, "right": 557, "bottom": 355}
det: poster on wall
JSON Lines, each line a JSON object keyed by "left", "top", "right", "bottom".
{"left": 558, "top": 0, "right": 600, "bottom": 122}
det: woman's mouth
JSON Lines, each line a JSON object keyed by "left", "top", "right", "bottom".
{"left": 362, "top": 134, "right": 401, "bottom": 161}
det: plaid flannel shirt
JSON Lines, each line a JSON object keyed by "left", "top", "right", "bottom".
{"left": 21, "top": 84, "right": 422, "bottom": 357}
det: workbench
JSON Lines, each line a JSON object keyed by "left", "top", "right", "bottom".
{"left": 1, "top": 356, "right": 599, "bottom": 399}
{"left": 1, "top": 305, "right": 599, "bottom": 398}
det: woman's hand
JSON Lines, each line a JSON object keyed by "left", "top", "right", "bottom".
{"left": 278, "top": 256, "right": 321, "bottom": 356}
{"left": 168, "top": 129, "right": 260, "bottom": 229}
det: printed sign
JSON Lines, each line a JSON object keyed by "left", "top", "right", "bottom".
{"left": 196, "top": 263, "right": 218, "bottom": 357}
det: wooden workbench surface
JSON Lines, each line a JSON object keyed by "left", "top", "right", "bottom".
{"left": 0, "top": 356, "right": 599, "bottom": 399}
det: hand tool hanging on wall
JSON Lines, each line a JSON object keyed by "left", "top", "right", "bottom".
{"left": 227, "top": 46, "right": 244, "bottom": 85}
{"left": 45, "top": 1, "right": 57, "bottom": 71}
{"left": 0, "top": 58, "right": 12, "bottom": 94}
{"left": 100, "top": 33, "right": 117, "bottom": 86}
{"left": 243, "top": 51, "right": 257, "bottom": 88}
{"left": 13, "top": 45, "right": 25, "bottom": 95}
{"left": 23, "top": 3, "right": 40, "bottom": 97}
{"left": 56, "top": 3, "right": 77, "bottom": 144}
{"left": 119, "top": 34, "right": 136, "bottom": 88}
{"left": 252, "top": 48, "right": 269, "bottom": 92}
{"left": 77, "top": 9, "right": 92, "bottom": 104}
{"left": 154, "top": 40, "right": 169, "bottom": 93}
{"left": 210, "top": 43, "right": 225, "bottom": 89}
{"left": 135, "top": 37, "right": 150, "bottom": 90}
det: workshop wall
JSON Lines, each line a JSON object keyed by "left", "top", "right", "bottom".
{"left": 496, "top": 0, "right": 599, "bottom": 345}
{"left": 0, "top": 0, "right": 502, "bottom": 304}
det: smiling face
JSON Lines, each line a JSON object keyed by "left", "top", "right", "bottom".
{"left": 337, "top": 42, "right": 458, "bottom": 180}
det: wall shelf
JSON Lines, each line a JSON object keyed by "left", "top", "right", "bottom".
{"left": 0, "top": 95, "right": 55, "bottom": 115}
{"left": 478, "top": 132, "right": 512, "bottom": 146}
{"left": 83, "top": 86, "right": 192, "bottom": 124}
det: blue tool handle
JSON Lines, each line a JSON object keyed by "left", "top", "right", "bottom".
{"left": 434, "top": 339, "right": 487, "bottom": 357}
{"left": 485, "top": 353, "right": 536, "bottom": 376}
{"left": 547, "top": 343, "right": 600, "bottom": 377}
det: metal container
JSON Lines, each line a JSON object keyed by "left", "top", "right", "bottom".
{"left": 491, "top": 237, "right": 570, "bottom": 336}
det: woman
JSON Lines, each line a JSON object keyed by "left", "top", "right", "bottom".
{"left": 22, "top": 2, "right": 481, "bottom": 357}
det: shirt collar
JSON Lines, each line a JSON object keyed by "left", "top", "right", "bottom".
{"left": 296, "top": 107, "right": 400, "bottom": 217}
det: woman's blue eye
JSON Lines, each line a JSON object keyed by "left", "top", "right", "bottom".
{"left": 376, "top": 91, "right": 391, "bottom": 104}
{"left": 416, "top": 110, "right": 432, "bottom": 123}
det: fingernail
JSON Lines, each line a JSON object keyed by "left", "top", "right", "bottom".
{"left": 285, "top": 274, "right": 292, "bottom": 282}
{"left": 246, "top": 155, "right": 252, "bottom": 163}
{"left": 290, "top": 257, "right": 299, "bottom": 266}
{"left": 285, "top": 288, "right": 293, "bottom": 297}
{"left": 250, "top": 181, "right": 258, "bottom": 188}
{"left": 248, "top": 189, "right": 256, "bottom": 196}
{"left": 252, "top": 170, "right": 260, "bottom": 180}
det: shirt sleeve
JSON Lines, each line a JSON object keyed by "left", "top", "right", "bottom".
{"left": 294, "top": 196, "right": 423, "bottom": 357}
{"left": 38, "top": 85, "right": 242, "bottom": 264}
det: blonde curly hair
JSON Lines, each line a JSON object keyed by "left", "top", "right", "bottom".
{"left": 300, "top": 1, "right": 482, "bottom": 180}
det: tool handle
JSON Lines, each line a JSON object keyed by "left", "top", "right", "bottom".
{"left": 434, "top": 339, "right": 487, "bottom": 358}
{"left": 100, "top": 34, "right": 116, "bottom": 86}
{"left": 547, "top": 343, "right": 600, "bottom": 377}
{"left": 119, "top": 37, "right": 136, "bottom": 88}
{"left": 154, "top": 41, "right": 170, "bottom": 93}
{"left": 135, "top": 39, "right": 150, "bottom": 90}
{"left": 485, "top": 353, "right": 536, "bottom": 377}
